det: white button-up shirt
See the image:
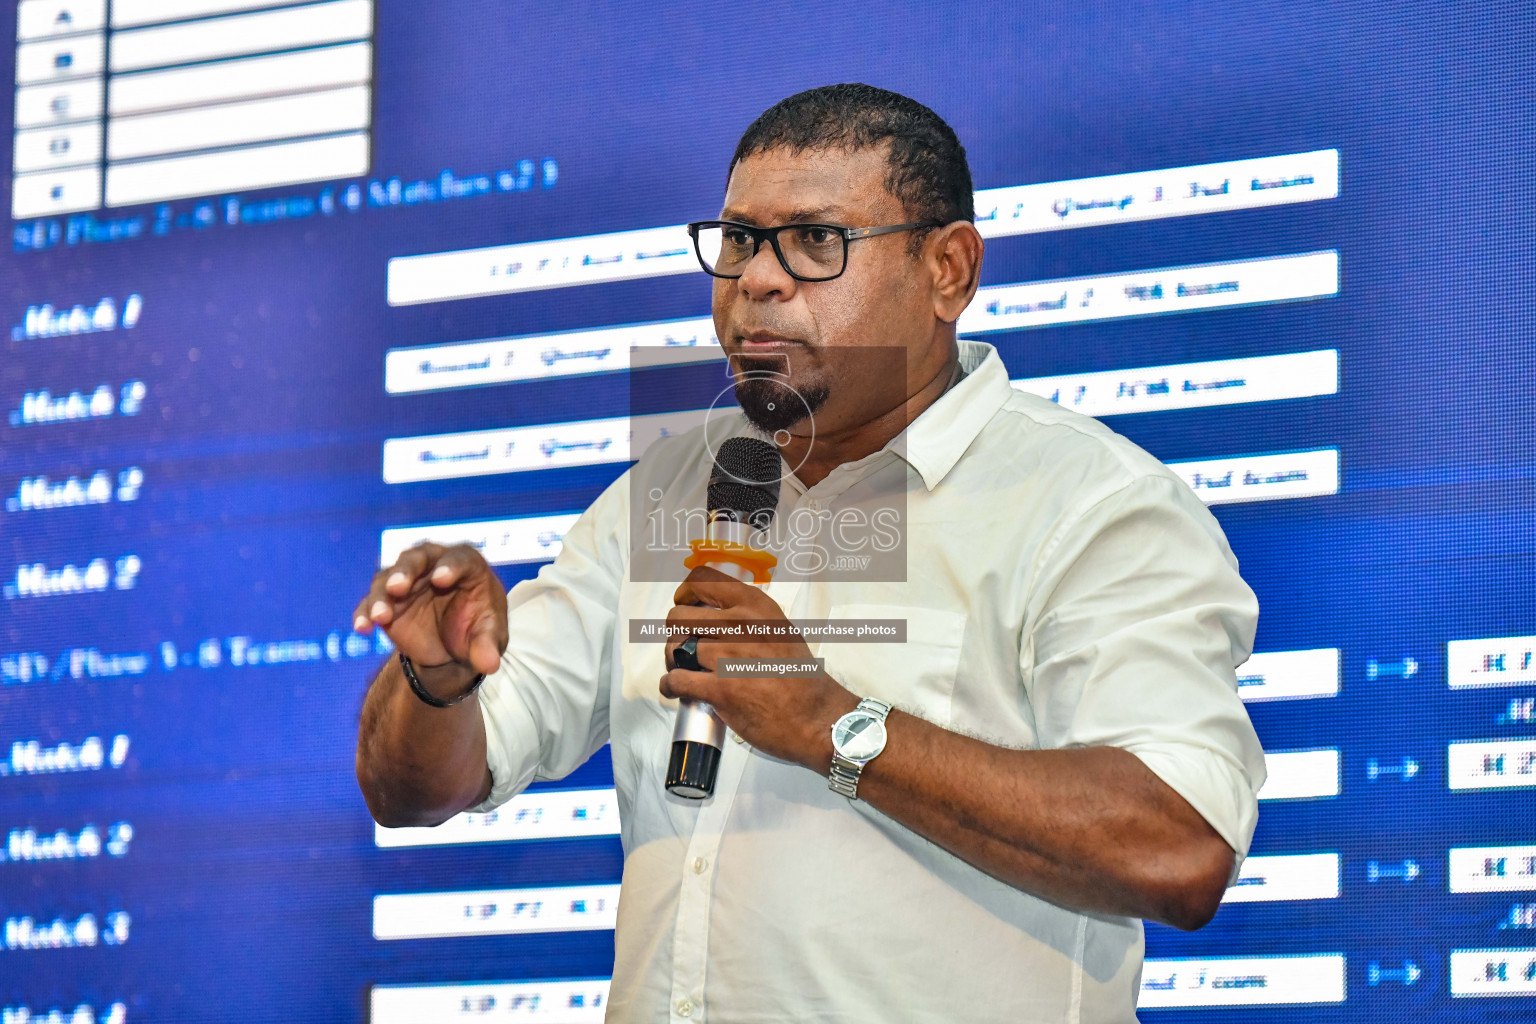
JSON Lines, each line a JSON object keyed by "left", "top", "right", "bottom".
{"left": 474, "top": 339, "right": 1265, "bottom": 1023}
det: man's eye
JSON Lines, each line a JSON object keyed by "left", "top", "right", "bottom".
{"left": 798, "top": 227, "right": 836, "bottom": 246}
{"left": 722, "top": 228, "right": 754, "bottom": 246}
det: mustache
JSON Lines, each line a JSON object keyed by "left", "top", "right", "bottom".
{"left": 728, "top": 323, "right": 809, "bottom": 343}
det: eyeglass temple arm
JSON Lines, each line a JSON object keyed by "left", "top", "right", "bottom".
{"left": 844, "top": 220, "right": 945, "bottom": 240}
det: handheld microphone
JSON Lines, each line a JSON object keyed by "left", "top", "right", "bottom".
{"left": 665, "top": 436, "right": 781, "bottom": 799}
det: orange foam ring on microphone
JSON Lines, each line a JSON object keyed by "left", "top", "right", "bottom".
{"left": 683, "top": 538, "right": 776, "bottom": 584}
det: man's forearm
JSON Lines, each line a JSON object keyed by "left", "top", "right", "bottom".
{"left": 655, "top": 573, "right": 1237, "bottom": 929}
{"left": 356, "top": 659, "right": 493, "bottom": 828}
{"left": 820, "top": 703, "right": 1235, "bottom": 930}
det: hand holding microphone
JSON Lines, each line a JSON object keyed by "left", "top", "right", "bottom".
{"left": 662, "top": 437, "right": 782, "bottom": 798}
{"left": 661, "top": 437, "right": 857, "bottom": 797}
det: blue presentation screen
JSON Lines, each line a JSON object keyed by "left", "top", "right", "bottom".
{"left": 2, "top": 1, "right": 1533, "bottom": 1020}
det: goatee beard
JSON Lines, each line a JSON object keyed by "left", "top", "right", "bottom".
{"left": 734, "top": 376, "right": 829, "bottom": 433}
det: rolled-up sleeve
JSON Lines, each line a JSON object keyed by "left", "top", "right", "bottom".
{"left": 1023, "top": 471, "right": 1266, "bottom": 869}
{"left": 470, "top": 472, "right": 629, "bottom": 812}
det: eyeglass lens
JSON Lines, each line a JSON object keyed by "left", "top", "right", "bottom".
{"left": 694, "top": 223, "right": 846, "bottom": 280}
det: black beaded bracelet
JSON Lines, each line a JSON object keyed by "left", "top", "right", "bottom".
{"left": 399, "top": 652, "right": 486, "bottom": 708}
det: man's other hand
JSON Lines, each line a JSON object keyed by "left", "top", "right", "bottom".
{"left": 353, "top": 543, "right": 508, "bottom": 700}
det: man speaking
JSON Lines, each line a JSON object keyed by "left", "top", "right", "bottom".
{"left": 354, "top": 84, "right": 1265, "bottom": 1022}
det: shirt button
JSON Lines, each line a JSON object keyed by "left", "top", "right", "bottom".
{"left": 691, "top": 856, "right": 708, "bottom": 874}
{"left": 676, "top": 997, "right": 695, "bottom": 1017}
{"left": 733, "top": 731, "right": 746, "bottom": 745}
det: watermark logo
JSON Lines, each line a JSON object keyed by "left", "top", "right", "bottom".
{"left": 629, "top": 345, "right": 910, "bottom": 582}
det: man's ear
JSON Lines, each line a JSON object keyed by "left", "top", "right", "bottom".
{"left": 927, "top": 222, "right": 984, "bottom": 324}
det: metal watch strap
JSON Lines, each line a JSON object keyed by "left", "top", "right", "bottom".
{"left": 829, "top": 697, "right": 892, "bottom": 800}
{"left": 399, "top": 652, "right": 485, "bottom": 708}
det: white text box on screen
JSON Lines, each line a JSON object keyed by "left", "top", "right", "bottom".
{"left": 382, "top": 423, "right": 1337, "bottom": 504}
{"left": 11, "top": 165, "right": 101, "bottom": 218}
{"left": 1448, "top": 635, "right": 1536, "bottom": 690}
{"left": 1138, "top": 954, "right": 1346, "bottom": 1008}
{"left": 15, "top": 34, "right": 105, "bottom": 85}
{"left": 1258, "top": 749, "right": 1341, "bottom": 801}
{"left": 15, "top": 78, "right": 104, "bottom": 129}
{"left": 108, "top": 0, "right": 373, "bottom": 73}
{"left": 1011, "top": 348, "right": 1338, "bottom": 418}
{"left": 1167, "top": 448, "right": 1340, "bottom": 505}
{"left": 384, "top": 151, "right": 1339, "bottom": 305}
{"left": 110, "top": 0, "right": 332, "bottom": 29}
{"left": 18, "top": 0, "right": 107, "bottom": 40}
{"left": 383, "top": 259, "right": 1332, "bottom": 396}
{"left": 379, "top": 513, "right": 581, "bottom": 567}
{"left": 12, "top": 121, "right": 102, "bottom": 173}
{"left": 1222, "top": 853, "right": 1340, "bottom": 903}
{"left": 373, "top": 787, "right": 620, "bottom": 848}
{"left": 1448, "top": 845, "right": 1536, "bottom": 893}
{"left": 104, "top": 131, "right": 369, "bottom": 207}
{"left": 108, "top": 42, "right": 373, "bottom": 116}
{"left": 1237, "top": 648, "right": 1340, "bottom": 702}
{"left": 384, "top": 316, "right": 721, "bottom": 395}
{"left": 961, "top": 252, "right": 1338, "bottom": 337}
{"left": 106, "top": 84, "right": 370, "bottom": 162}
{"left": 1449, "top": 948, "right": 1536, "bottom": 997}
{"left": 373, "top": 884, "right": 620, "bottom": 940}
{"left": 380, "top": 409, "right": 708, "bottom": 484}
{"left": 978, "top": 148, "right": 1339, "bottom": 238}
{"left": 1447, "top": 739, "right": 1536, "bottom": 790}
{"left": 387, "top": 223, "right": 696, "bottom": 305}
{"left": 370, "top": 979, "right": 611, "bottom": 1024}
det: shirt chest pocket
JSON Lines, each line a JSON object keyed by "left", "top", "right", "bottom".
{"left": 816, "top": 603, "right": 966, "bottom": 726}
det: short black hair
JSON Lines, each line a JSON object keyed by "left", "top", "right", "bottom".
{"left": 730, "top": 84, "right": 974, "bottom": 252}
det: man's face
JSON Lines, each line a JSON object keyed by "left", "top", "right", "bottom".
{"left": 713, "top": 145, "right": 940, "bottom": 438}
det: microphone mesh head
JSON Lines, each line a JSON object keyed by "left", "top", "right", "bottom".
{"left": 708, "top": 437, "right": 782, "bottom": 530}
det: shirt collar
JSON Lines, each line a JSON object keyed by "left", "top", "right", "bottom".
{"left": 897, "top": 339, "right": 1012, "bottom": 491}
{"left": 772, "top": 339, "right": 1013, "bottom": 498}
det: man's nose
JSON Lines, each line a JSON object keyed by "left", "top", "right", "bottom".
{"left": 735, "top": 239, "right": 798, "bottom": 300}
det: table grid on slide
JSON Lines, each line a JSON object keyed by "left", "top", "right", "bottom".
{"left": 11, "top": 0, "right": 373, "bottom": 219}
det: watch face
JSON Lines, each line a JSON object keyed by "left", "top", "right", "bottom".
{"left": 832, "top": 711, "right": 887, "bottom": 761}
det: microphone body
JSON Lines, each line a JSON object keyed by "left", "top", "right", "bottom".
{"left": 665, "top": 517, "right": 776, "bottom": 798}
{"left": 666, "top": 437, "right": 781, "bottom": 799}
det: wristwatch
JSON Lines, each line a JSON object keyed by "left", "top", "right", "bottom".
{"left": 828, "top": 697, "right": 892, "bottom": 800}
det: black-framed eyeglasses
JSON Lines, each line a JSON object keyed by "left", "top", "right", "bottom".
{"left": 686, "top": 219, "right": 944, "bottom": 282}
